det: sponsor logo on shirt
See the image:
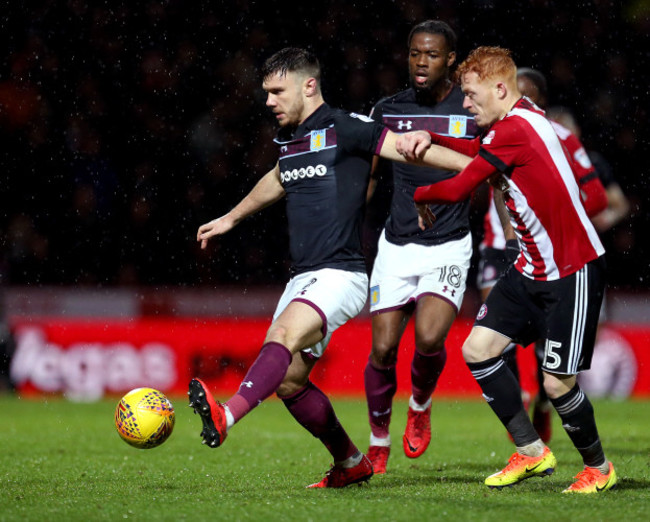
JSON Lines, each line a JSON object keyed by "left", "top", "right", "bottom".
{"left": 310, "top": 130, "right": 326, "bottom": 152}
{"left": 449, "top": 115, "right": 468, "bottom": 137}
{"left": 397, "top": 119, "right": 413, "bottom": 130}
{"left": 280, "top": 164, "right": 328, "bottom": 183}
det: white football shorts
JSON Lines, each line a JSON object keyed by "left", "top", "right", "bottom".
{"left": 369, "top": 230, "right": 472, "bottom": 314}
{"left": 273, "top": 267, "right": 368, "bottom": 358}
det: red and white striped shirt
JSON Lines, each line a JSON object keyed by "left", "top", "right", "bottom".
{"left": 415, "top": 97, "right": 604, "bottom": 281}
{"left": 481, "top": 110, "right": 607, "bottom": 252}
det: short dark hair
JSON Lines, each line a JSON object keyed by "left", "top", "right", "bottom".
{"left": 262, "top": 47, "right": 321, "bottom": 83}
{"left": 407, "top": 20, "right": 457, "bottom": 53}
{"left": 516, "top": 67, "right": 548, "bottom": 101}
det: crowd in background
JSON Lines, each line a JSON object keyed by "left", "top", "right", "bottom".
{"left": 1, "top": 0, "right": 648, "bottom": 290}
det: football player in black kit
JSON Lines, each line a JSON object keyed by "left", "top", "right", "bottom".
{"left": 189, "top": 47, "right": 472, "bottom": 488}
{"left": 364, "top": 21, "right": 478, "bottom": 473}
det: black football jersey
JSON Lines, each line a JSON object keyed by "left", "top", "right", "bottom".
{"left": 370, "top": 86, "right": 478, "bottom": 245}
{"left": 275, "top": 103, "right": 386, "bottom": 276}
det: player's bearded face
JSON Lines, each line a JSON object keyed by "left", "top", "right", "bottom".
{"left": 408, "top": 32, "right": 454, "bottom": 91}
{"left": 263, "top": 71, "right": 305, "bottom": 127}
{"left": 461, "top": 72, "right": 500, "bottom": 128}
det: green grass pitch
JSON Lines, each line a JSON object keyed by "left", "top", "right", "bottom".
{"left": 1, "top": 394, "right": 648, "bottom": 521}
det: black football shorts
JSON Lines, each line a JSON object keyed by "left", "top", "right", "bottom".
{"left": 474, "top": 257, "right": 606, "bottom": 375}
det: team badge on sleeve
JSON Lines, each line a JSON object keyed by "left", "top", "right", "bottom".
{"left": 449, "top": 115, "right": 468, "bottom": 137}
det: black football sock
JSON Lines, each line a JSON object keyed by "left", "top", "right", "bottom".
{"left": 467, "top": 356, "right": 538, "bottom": 446}
{"left": 550, "top": 384, "right": 606, "bottom": 468}
{"left": 501, "top": 344, "right": 520, "bottom": 383}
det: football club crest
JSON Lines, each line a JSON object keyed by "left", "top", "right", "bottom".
{"left": 448, "top": 115, "right": 467, "bottom": 137}
{"left": 310, "top": 130, "right": 326, "bottom": 151}
{"left": 370, "top": 285, "right": 380, "bottom": 306}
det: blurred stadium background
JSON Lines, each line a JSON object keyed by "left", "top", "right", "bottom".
{"left": 1, "top": 1, "right": 648, "bottom": 400}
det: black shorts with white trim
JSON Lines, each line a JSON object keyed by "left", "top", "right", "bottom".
{"left": 475, "top": 256, "right": 606, "bottom": 375}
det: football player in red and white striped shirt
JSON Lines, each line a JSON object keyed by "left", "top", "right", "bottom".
{"left": 477, "top": 67, "right": 610, "bottom": 445}
{"left": 397, "top": 46, "right": 616, "bottom": 493}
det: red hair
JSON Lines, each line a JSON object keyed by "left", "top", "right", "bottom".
{"left": 456, "top": 46, "right": 517, "bottom": 85}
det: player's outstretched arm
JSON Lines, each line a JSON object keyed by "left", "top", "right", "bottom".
{"left": 395, "top": 130, "right": 433, "bottom": 160}
{"left": 378, "top": 130, "right": 472, "bottom": 172}
{"left": 197, "top": 163, "right": 284, "bottom": 249}
{"left": 414, "top": 155, "right": 498, "bottom": 207}
{"left": 397, "top": 130, "right": 482, "bottom": 158}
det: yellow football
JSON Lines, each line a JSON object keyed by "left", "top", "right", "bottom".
{"left": 115, "top": 387, "right": 175, "bottom": 449}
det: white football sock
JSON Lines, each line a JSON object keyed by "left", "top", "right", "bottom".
{"left": 596, "top": 460, "right": 610, "bottom": 474}
{"left": 338, "top": 451, "right": 363, "bottom": 469}
{"left": 409, "top": 395, "right": 432, "bottom": 411}
{"left": 370, "top": 433, "right": 391, "bottom": 447}
{"left": 516, "top": 439, "right": 546, "bottom": 457}
{"left": 223, "top": 404, "right": 234, "bottom": 431}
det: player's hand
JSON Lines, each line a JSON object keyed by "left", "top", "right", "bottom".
{"left": 197, "top": 215, "right": 235, "bottom": 249}
{"left": 415, "top": 202, "right": 436, "bottom": 230}
{"left": 396, "top": 131, "right": 432, "bottom": 161}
